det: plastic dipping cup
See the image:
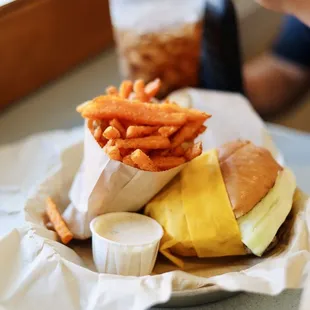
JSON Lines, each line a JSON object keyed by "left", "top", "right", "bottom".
{"left": 90, "top": 212, "right": 164, "bottom": 276}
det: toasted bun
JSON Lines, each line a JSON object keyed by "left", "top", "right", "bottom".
{"left": 218, "top": 140, "right": 251, "bottom": 164}
{"left": 218, "top": 141, "right": 282, "bottom": 218}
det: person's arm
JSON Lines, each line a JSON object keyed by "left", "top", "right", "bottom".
{"left": 256, "top": 0, "right": 310, "bottom": 27}
{"left": 244, "top": 16, "right": 310, "bottom": 117}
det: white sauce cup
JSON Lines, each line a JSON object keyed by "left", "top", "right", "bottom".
{"left": 90, "top": 212, "right": 163, "bottom": 276}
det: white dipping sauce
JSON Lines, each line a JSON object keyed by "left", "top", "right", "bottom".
{"left": 90, "top": 212, "right": 163, "bottom": 276}
{"left": 94, "top": 212, "right": 163, "bottom": 245}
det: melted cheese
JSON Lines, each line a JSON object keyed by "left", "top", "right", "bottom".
{"left": 181, "top": 150, "right": 245, "bottom": 257}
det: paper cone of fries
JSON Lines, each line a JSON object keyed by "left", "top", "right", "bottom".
{"left": 63, "top": 79, "right": 210, "bottom": 239}
{"left": 63, "top": 124, "right": 186, "bottom": 239}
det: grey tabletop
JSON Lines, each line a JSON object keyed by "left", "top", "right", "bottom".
{"left": 1, "top": 50, "right": 309, "bottom": 310}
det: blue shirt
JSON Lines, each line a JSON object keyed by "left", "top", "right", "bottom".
{"left": 272, "top": 16, "right": 310, "bottom": 68}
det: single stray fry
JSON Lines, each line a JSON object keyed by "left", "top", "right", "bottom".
{"left": 185, "top": 141, "right": 203, "bottom": 161}
{"left": 126, "top": 125, "right": 158, "bottom": 139}
{"left": 131, "top": 149, "right": 158, "bottom": 172}
{"left": 115, "top": 136, "right": 170, "bottom": 149}
{"left": 46, "top": 197, "right": 73, "bottom": 244}
{"left": 151, "top": 156, "right": 186, "bottom": 171}
{"left": 103, "top": 126, "right": 121, "bottom": 140}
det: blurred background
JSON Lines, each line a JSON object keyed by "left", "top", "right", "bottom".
{"left": 0, "top": 0, "right": 310, "bottom": 145}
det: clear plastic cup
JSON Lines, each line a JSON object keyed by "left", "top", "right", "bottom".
{"left": 90, "top": 212, "right": 163, "bottom": 276}
{"left": 109, "top": 0, "right": 205, "bottom": 98}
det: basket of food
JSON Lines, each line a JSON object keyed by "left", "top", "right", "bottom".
{"left": 1, "top": 80, "right": 310, "bottom": 310}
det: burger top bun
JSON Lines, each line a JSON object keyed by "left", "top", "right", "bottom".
{"left": 218, "top": 141, "right": 282, "bottom": 218}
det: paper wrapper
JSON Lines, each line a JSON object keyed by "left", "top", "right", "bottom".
{"left": 62, "top": 122, "right": 184, "bottom": 239}
{"left": 1, "top": 89, "right": 310, "bottom": 310}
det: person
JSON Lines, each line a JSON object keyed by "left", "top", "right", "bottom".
{"left": 244, "top": 1, "right": 310, "bottom": 117}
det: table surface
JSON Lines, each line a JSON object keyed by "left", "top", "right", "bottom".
{"left": 1, "top": 49, "right": 309, "bottom": 310}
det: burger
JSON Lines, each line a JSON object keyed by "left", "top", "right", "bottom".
{"left": 145, "top": 140, "right": 296, "bottom": 266}
{"left": 218, "top": 140, "right": 296, "bottom": 256}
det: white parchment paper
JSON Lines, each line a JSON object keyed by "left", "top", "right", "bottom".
{"left": 0, "top": 89, "right": 309, "bottom": 310}
{"left": 63, "top": 123, "right": 184, "bottom": 239}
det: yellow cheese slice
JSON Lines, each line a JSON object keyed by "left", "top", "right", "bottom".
{"left": 144, "top": 176, "right": 191, "bottom": 268}
{"left": 181, "top": 150, "right": 246, "bottom": 257}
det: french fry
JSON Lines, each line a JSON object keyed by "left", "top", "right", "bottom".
{"left": 110, "top": 119, "right": 126, "bottom": 138}
{"left": 122, "top": 155, "right": 136, "bottom": 167}
{"left": 185, "top": 142, "right": 203, "bottom": 161}
{"left": 121, "top": 120, "right": 134, "bottom": 129}
{"left": 149, "top": 149, "right": 169, "bottom": 157}
{"left": 81, "top": 97, "right": 188, "bottom": 126}
{"left": 78, "top": 79, "right": 210, "bottom": 168}
{"left": 144, "top": 78, "right": 161, "bottom": 100}
{"left": 198, "top": 125, "right": 207, "bottom": 134}
{"left": 94, "top": 126, "right": 103, "bottom": 142}
{"left": 119, "top": 148, "right": 133, "bottom": 157}
{"left": 151, "top": 156, "right": 186, "bottom": 171}
{"left": 171, "top": 145, "right": 185, "bottom": 156}
{"left": 171, "top": 121, "right": 204, "bottom": 148}
{"left": 160, "top": 101, "right": 210, "bottom": 122}
{"left": 158, "top": 125, "right": 180, "bottom": 137}
{"left": 105, "top": 145, "right": 122, "bottom": 161}
{"left": 119, "top": 80, "right": 133, "bottom": 99}
{"left": 77, "top": 101, "right": 92, "bottom": 113}
{"left": 182, "top": 141, "right": 194, "bottom": 150}
{"left": 115, "top": 136, "right": 170, "bottom": 149}
{"left": 133, "top": 79, "right": 148, "bottom": 102}
{"left": 46, "top": 197, "right": 73, "bottom": 244}
{"left": 100, "top": 120, "right": 109, "bottom": 132}
{"left": 192, "top": 125, "right": 208, "bottom": 140}
{"left": 93, "top": 119, "right": 101, "bottom": 128}
{"left": 98, "top": 140, "right": 107, "bottom": 148}
{"left": 139, "top": 148, "right": 150, "bottom": 154}
{"left": 131, "top": 149, "right": 158, "bottom": 172}
{"left": 103, "top": 126, "right": 121, "bottom": 140}
{"left": 106, "top": 86, "right": 119, "bottom": 96}
{"left": 87, "top": 118, "right": 94, "bottom": 133}
{"left": 106, "top": 139, "right": 116, "bottom": 147}
{"left": 126, "top": 125, "right": 158, "bottom": 139}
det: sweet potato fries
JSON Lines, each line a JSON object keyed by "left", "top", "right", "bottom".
{"left": 77, "top": 79, "right": 211, "bottom": 171}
